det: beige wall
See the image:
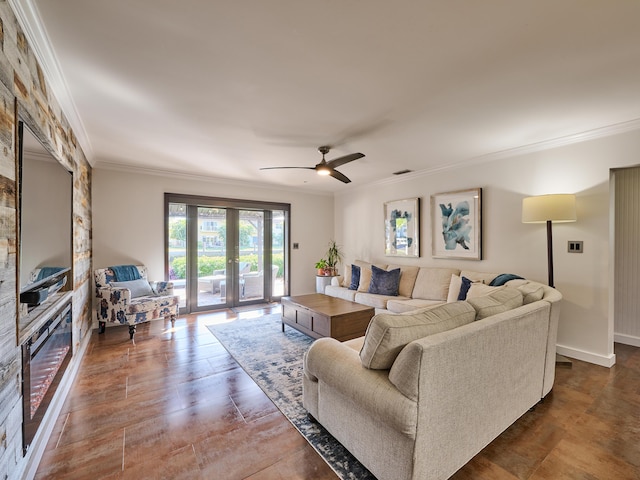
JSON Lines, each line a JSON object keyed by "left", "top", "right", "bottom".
{"left": 92, "top": 167, "right": 334, "bottom": 296}
{"left": 334, "top": 128, "right": 640, "bottom": 367}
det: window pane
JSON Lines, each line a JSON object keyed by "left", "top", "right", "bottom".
{"left": 168, "top": 203, "right": 187, "bottom": 309}
{"left": 197, "top": 207, "right": 227, "bottom": 308}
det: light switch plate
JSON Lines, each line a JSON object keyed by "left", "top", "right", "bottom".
{"left": 568, "top": 241, "right": 583, "bottom": 253}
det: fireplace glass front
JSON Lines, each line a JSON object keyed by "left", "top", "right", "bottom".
{"left": 22, "top": 300, "right": 72, "bottom": 455}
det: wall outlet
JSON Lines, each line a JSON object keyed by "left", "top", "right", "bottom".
{"left": 568, "top": 241, "right": 583, "bottom": 253}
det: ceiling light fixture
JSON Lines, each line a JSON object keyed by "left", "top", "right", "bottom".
{"left": 316, "top": 165, "right": 331, "bottom": 176}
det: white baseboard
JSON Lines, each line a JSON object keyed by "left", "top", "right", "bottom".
{"left": 21, "top": 330, "right": 92, "bottom": 480}
{"left": 556, "top": 344, "right": 616, "bottom": 368}
{"left": 614, "top": 333, "right": 640, "bottom": 348}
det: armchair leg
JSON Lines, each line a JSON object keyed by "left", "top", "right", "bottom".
{"left": 170, "top": 314, "right": 176, "bottom": 327}
{"left": 129, "top": 325, "right": 136, "bottom": 340}
{"left": 98, "top": 321, "right": 106, "bottom": 334}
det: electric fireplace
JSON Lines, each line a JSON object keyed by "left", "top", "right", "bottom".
{"left": 21, "top": 299, "right": 72, "bottom": 455}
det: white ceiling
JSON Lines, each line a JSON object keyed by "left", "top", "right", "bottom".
{"left": 18, "top": 0, "right": 640, "bottom": 192}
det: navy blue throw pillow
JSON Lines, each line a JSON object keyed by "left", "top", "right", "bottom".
{"left": 349, "top": 264, "right": 361, "bottom": 290}
{"left": 368, "top": 265, "right": 400, "bottom": 296}
{"left": 457, "top": 276, "right": 473, "bottom": 300}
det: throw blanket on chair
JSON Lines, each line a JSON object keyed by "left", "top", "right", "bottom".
{"left": 110, "top": 264, "right": 141, "bottom": 281}
{"left": 489, "top": 273, "right": 525, "bottom": 286}
{"left": 36, "top": 266, "right": 65, "bottom": 281}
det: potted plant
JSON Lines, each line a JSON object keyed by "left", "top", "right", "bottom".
{"left": 315, "top": 259, "right": 329, "bottom": 276}
{"left": 325, "top": 240, "right": 343, "bottom": 276}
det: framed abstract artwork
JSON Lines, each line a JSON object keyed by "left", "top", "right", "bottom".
{"left": 431, "top": 188, "right": 482, "bottom": 260}
{"left": 384, "top": 197, "right": 420, "bottom": 257}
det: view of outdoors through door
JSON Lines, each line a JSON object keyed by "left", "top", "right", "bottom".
{"left": 196, "top": 207, "right": 228, "bottom": 310}
{"left": 166, "top": 195, "right": 288, "bottom": 313}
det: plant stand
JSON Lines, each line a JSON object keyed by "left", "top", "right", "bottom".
{"left": 315, "top": 275, "right": 336, "bottom": 294}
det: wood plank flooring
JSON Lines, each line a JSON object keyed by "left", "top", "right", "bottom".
{"left": 36, "top": 307, "right": 640, "bottom": 479}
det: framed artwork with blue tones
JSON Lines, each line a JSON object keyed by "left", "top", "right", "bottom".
{"left": 384, "top": 197, "right": 420, "bottom": 257}
{"left": 431, "top": 188, "right": 482, "bottom": 260}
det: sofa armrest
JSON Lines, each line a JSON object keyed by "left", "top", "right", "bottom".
{"left": 95, "top": 286, "right": 131, "bottom": 323}
{"left": 304, "top": 337, "right": 417, "bottom": 436}
{"left": 331, "top": 275, "right": 342, "bottom": 287}
{"left": 391, "top": 301, "right": 551, "bottom": 480}
{"left": 95, "top": 285, "right": 131, "bottom": 305}
{"left": 151, "top": 281, "right": 174, "bottom": 295}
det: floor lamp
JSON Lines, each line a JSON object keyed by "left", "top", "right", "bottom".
{"left": 522, "top": 193, "right": 576, "bottom": 366}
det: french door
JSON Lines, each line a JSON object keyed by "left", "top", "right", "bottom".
{"left": 165, "top": 194, "right": 289, "bottom": 313}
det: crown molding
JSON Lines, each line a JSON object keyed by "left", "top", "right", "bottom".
{"left": 343, "top": 117, "right": 640, "bottom": 196}
{"left": 470, "top": 117, "right": 640, "bottom": 163}
{"left": 8, "top": 0, "right": 94, "bottom": 165}
{"left": 95, "top": 160, "right": 334, "bottom": 197}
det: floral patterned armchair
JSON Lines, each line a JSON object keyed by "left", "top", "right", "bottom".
{"left": 94, "top": 265, "right": 179, "bottom": 340}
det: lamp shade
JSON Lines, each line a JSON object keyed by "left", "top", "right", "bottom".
{"left": 522, "top": 194, "right": 577, "bottom": 223}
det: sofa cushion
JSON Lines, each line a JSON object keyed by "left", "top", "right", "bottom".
{"left": 355, "top": 260, "right": 388, "bottom": 292}
{"left": 325, "top": 285, "right": 357, "bottom": 302}
{"left": 466, "top": 282, "right": 503, "bottom": 298}
{"left": 516, "top": 282, "right": 545, "bottom": 304}
{"left": 368, "top": 265, "right": 401, "bottom": 296}
{"left": 386, "top": 298, "right": 444, "bottom": 313}
{"left": 387, "top": 264, "right": 420, "bottom": 297}
{"left": 360, "top": 301, "right": 476, "bottom": 369}
{"left": 111, "top": 279, "right": 154, "bottom": 298}
{"left": 466, "top": 287, "right": 524, "bottom": 320}
{"left": 349, "top": 264, "right": 361, "bottom": 290}
{"left": 354, "top": 292, "right": 408, "bottom": 310}
{"left": 411, "top": 267, "right": 461, "bottom": 301}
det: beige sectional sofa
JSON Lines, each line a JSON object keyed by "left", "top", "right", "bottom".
{"left": 305, "top": 261, "right": 562, "bottom": 480}
{"left": 325, "top": 260, "right": 521, "bottom": 313}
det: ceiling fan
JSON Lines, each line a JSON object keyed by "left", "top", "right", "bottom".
{"left": 260, "top": 146, "right": 364, "bottom": 183}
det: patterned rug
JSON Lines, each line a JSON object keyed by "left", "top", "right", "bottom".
{"left": 206, "top": 314, "right": 376, "bottom": 480}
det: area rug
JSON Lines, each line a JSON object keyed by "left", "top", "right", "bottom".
{"left": 206, "top": 314, "right": 376, "bottom": 480}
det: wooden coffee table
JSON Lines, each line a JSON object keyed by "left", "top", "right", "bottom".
{"left": 281, "top": 293, "right": 375, "bottom": 342}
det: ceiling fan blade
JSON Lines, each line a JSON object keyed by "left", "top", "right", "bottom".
{"left": 326, "top": 152, "right": 365, "bottom": 169}
{"left": 328, "top": 169, "right": 351, "bottom": 183}
{"left": 260, "top": 166, "right": 315, "bottom": 170}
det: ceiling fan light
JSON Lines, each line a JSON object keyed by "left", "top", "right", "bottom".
{"left": 316, "top": 166, "right": 331, "bottom": 176}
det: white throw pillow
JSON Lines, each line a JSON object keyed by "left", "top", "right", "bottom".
{"left": 466, "top": 283, "right": 502, "bottom": 298}
{"left": 342, "top": 264, "right": 352, "bottom": 288}
{"left": 111, "top": 279, "right": 154, "bottom": 298}
{"left": 446, "top": 274, "right": 462, "bottom": 302}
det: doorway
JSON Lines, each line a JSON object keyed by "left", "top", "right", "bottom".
{"left": 165, "top": 194, "right": 289, "bottom": 313}
{"left": 612, "top": 166, "right": 640, "bottom": 347}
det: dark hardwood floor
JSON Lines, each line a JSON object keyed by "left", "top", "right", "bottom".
{"left": 36, "top": 308, "right": 640, "bottom": 479}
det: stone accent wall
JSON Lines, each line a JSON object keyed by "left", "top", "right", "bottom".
{"left": 0, "top": 2, "right": 92, "bottom": 478}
